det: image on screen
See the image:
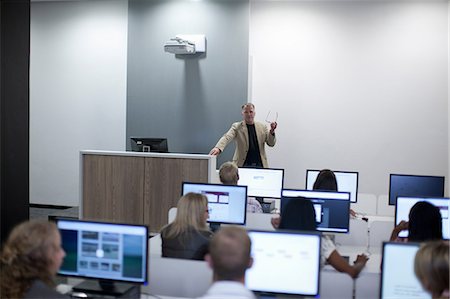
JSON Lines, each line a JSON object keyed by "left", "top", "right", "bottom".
{"left": 306, "top": 169, "right": 359, "bottom": 203}
{"left": 57, "top": 219, "right": 148, "bottom": 284}
{"left": 389, "top": 174, "right": 445, "bottom": 206}
{"left": 380, "top": 242, "right": 431, "bottom": 299}
{"left": 245, "top": 230, "right": 321, "bottom": 297}
{"left": 281, "top": 189, "right": 351, "bottom": 233}
{"left": 182, "top": 182, "right": 247, "bottom": 225}
{"left": 238, "top": 167, "right": 284, "bottom": 199}
{"left": 395, "top": 196, "right": 449, "bottom": 239}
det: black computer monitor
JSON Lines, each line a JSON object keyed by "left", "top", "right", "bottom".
{"left": 245, "top": 230, "right": 321, "bottom": 297}
{"left": 306, "top": 169, "right": 359, "bottom": 203}
{"left": 182, "top": 182, "right": 247, "bottom": 228}
{"left": 57, "top": 219, "right": 148, "bottom": 296}
{"left": 130, "top": 137, "right": 168, "bottom": 153}
{"left": 380, "top": 242, "right": 431, "bottom": 299}
{"left": 281, "top": 189, "right": 351, "bottom": 233}
{"left": 395, "top": 196, "right": 449, "bottom": 239}
{"left": 389, "top": 174, "right": 445, "bottom": 206}
{"left": 237, "top": 167, "right": 284, "bottom": 199}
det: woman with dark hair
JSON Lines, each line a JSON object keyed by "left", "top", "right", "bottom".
{"left": 390, "top": 201, "right": 443, "bottom": 242}
{"left": 274, "top": 198, "right": 368, "bottom": 278}
{"left": 313, "top": 169, "right": 338, "bottom": 191}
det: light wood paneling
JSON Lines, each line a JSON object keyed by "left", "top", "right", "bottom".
{"left": 83, "top": 155, "right": 145, "bottom": 224}
{"left": 144, "top": 158, "right": 209, "bottom": 233}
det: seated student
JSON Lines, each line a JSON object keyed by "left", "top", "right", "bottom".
{"left": 198, "top": 226, "right": 256, "bottom": 299}
{"left": 219, "top": 161, "right": 263, "bottom": 213}
{"left": 0, "top": 220, "right": 68, "bottom": 299}
{"left": 414, "top": 241, "right": 449, "bottom": 299}
{"left": 272, "top": 198, "right": 368, "bottom": 278}
{"left": 390, "top": 201, "right": 443, "bottom": 242}
{"left": 161, "top": 192, "right": 213, "bottom": 260}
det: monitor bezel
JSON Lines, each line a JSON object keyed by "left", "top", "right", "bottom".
{"left": 388, "top": 173, "right": 445, "bottom": 206}
{"left": 129, "top": 137, "right": 168, "bottom": 153}
{"left": 305, "top": 169, "right": 359, "bottom": 203}
{"left": 56, "top": 218, "right": 149, "bottom": 284}
{"left": 246, "top": 229, "right": 322, "bottom": 297}
{"left": 181, "top": 182, "right": 248, "bottom": 226}
{"left": 394, "top": 196, "right": 450, "bottom": 240}
{"left": 281, "top": 189, "right": 351, "bottom": 234}
{"left": 379, "top": 241, "right": 426, "bottom": 299}
{"left": 238, "top": 167, "right": 285, "bottom": 199}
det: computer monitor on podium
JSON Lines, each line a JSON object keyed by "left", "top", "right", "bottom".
{"left": 57, "top": 219, "right": 148, "bottom": 297}
{"left": 237, "top": 167, "right": 284, "bottom": 199}
{"left": 130, "top": 137, "right": 168, "bottom": 153}
{"left": 389, "top": 174, "right": 445, "bottom": 206}
{"left": 245, "top": 230, "right": 321, "bottom": 297}
{"left": 306, "top": 169, "right": 359, "bottom": 203}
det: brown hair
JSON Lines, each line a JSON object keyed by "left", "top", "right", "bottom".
{"left": 414, "top": 241, "right": 449, "bottom": 298}
{"left": 209, "top": 226, "right": 251, "bottom": 281}
{"left": 219, "top": 162, "right": 239, "bottom": 185}
{"left": 0, "top": 220, "right": 59, "bottom": 298}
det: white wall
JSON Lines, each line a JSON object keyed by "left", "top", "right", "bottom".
{"left": 30, "top": 0, "right": 128, "bottom": 206}
{"left": 250, "top": 1, "right": 449, "bottom": 196}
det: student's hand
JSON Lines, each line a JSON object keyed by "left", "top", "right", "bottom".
{"left": 209, "top": 147, "right": 221, "bottom": 156}
{"left": 395, "top": 220, "right": 409, "bottom": 232}
{"left": 354, "top": 254, "right": 369, "bottom": 266}
{"left": 271, "top": 215, "right": 281, "bottom": 229}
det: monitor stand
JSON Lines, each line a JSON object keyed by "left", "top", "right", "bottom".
{"left": 209, "top": 222, "right": 221, "bottom": 232}
{"left": 256, "top": 197, "right": 274, "bottom": 214}
{"left": 72, "top": 279, "right": 139, "bottom": 298}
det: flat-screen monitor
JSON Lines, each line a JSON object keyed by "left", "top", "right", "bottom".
{"left": 306, "top": 169, "right": 359, "bottom": 203}
{"left": 57, "top": 219, "right": 148, "bottom": 295}
{"left": 389, "top": 174, "right": 445, "bottom": 206}
{"left": 281, "top": 189, "right": 351, "bottom": 233}
{"left": 238, "top": 167, "right": 284, "bottom": 198}
{"left": 130, "top": 137, "right": 168, "bottom": 153}
{"left": 395, "top": 196, "right": 449, "bottom": 239}
{"left": 380, "top": 242, "right": 431, "bottom": 299}
{"left": 245, "top": 230, "right": 321, "bottom": 297}
{"left": 182, "top": 182, "right": 247, "bottom": 226}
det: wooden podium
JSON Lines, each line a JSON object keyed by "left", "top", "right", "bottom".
{"left": 80, "top": 150, "right": 216, "bottom": 233}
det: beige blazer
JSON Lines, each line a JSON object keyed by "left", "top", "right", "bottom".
{"left": 214, "top": 121, "right": 276, "bottom": 168}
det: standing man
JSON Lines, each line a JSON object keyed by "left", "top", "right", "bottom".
{"left": 198, "top": 226, "right": 256, "bottom": 299}
{"left": 209, "top": 103, "right": 277, "bottom": 168}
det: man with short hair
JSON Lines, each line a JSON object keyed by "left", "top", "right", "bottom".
{"left": 198, "top": 227, "right": 256, "bottom": 299}
{"left": 209, "top": 103, "right": 277, "bottom": 168}
{"left": 219, "top": 162, "right": 263, "bottom": 213}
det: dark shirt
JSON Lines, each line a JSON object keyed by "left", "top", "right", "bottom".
{"left": 161, "top": 225, "right": 213, "bottom": 260}
{"left": 244, "top": 124, "right": 263, "bottom": 167}
{"left": 23, "top": 280, "right": 69, "bottom": 299}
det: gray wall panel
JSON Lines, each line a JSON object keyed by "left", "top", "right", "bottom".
{"left": 127, "top": 0, "right": 249, "bottom": 167}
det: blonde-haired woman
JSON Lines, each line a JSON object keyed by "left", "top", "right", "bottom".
{"left": 161, "top": 192, "right": 213, "bottom": 260}
{"left": 415, "top": 241, "right": 449, "bottom": 299}
{"left": 0, "top": 220, "right": 67, "bottom": 298}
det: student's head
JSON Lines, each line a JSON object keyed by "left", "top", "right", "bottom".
{"left": 219, "top": 162, "right": 239, "bottom": 185}
{"left": 313, "top": 169, "right": 338, "bottom": 191}
{"left": 408, "top": 201, "right": 442, "bottom": 242}
{"left": 279, "top": 198, "right": 317, "bottom": 231}
{"left": 241, "top": 103, "right": 255, "bottom": 125}
{"left": 175, "top": 192, "right": 209, "bottom": 229}
{"left": 414, "top": 241, "right": 449, "bottom": 298}
{"left": 206, "top": 226, "right": 252, "bottom": 282}
{"left": 0, "top": 220, "right": 66, "bottom": 298}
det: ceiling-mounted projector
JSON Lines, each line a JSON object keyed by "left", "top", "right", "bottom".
{"left": 164, "top": 34, "right": 206, "bottom": 55}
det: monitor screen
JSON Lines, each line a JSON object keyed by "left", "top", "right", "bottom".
{"left": 245, "top": 230, "right": 321, "bottom": 297}
{"left": 57, "top": 219, "right": 148, "bottom": 284}
{"left": 395, "top": 196, "right": 449, "bottom": 239}
{"left": 130, "top": 137, "right": 168, "bottom": 153}
{"left": 306, "top": 169, "right": 359, "bottom": 203}
{"left": 281, "top": 189, "right": 351, "bottom": 233}
{"left": 389, "top": 174, "right": 445, "bottom": 206}
{"left": 182, "top": 182, "right": 247, "bottom": 225}
{"left": 238, "top": 167, "right": 284, "bottom": 199}
{"left": 380, "top": 242, "right": 431, "bottom": 299}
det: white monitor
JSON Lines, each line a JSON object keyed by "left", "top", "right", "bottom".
{"left": 306, "top": 169, "right": 359, "bottom": 203}
{"left": 245, "top": 230, "right": 321, "bottom": 297}
{"left": 281, "top": 189, "right": 351, "bottom": 233}
{"left": 395, "top": 196, "right": 449, "bottom": 239}
{"left": 238, "top": 167, "right": 284, "bottom": 198}
{"left": 182, "top": 182, "right": 247, "bottom": 225}
{"left": 380, "top": 242, "right": 431, "bottom": 299}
